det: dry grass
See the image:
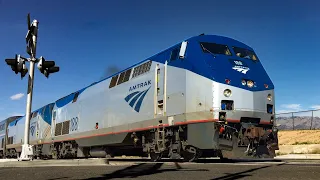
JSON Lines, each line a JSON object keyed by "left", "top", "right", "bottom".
{"left": 310, "top": 148, "right": 320, "bottom": 154}
{"left": 278, "top": 130, "right": 320, "bottom": 145}
{"left": 276, "top": 151, "right": 288, "bottom": 156}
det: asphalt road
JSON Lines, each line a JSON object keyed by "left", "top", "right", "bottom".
{"left": 1, "top": 161, "right": 320, "bottom": 180}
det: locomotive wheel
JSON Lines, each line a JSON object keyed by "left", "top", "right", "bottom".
{"left": 150, "top": 151, "right": 162, "bottom": 162}
{"left": 182, "top": 145, "right": 200, "bottom": 162}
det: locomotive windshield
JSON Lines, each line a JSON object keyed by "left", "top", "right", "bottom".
{"left": 200, "top": 42, "right": 232, "bottom": 56}
{"left": 233, "top": 46, "right": 258, "bottom": 61}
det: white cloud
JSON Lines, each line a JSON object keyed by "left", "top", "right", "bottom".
{"left": 310, "top": 105, "right": 320, "bottom": 110}
{"left": 10, "top": 93, "right": 24, "bottom": 100}
{"left": 9, "top": 112, "right": 24, "bottom": 116}
{"left": 277, "top": 104, "right": 320, "bottom": 115}
{"left": 280, "top": 104, "right": 301, "bottom": 110}
{"left": 276, "top": 109, "right": 292, "bottom": 114}
{"left": 0, "top": 113, "right": 24, "bottom": 120}
{"left": 277, "top": 104, "right": 304, "bottom": 114}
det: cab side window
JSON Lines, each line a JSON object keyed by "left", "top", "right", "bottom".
{"left": 53, "top": 111, "right": 56, "bottom": 121}
{"left": 170, "top": 48, "right": 180, "bottom": 61}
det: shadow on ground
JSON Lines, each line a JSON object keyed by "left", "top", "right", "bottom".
{"left": 210, "top": 165, "right": 270, "bottom": 180}
{"left": 47, "top": 177, "right": 69, "bottom": 180}
{"left": 82, "top": 162, "right": 287, "bottom": 180}
{"left": 106, "top": 158, "right": 283, "bottom": 164}
{"left": 83, "top": 162, "right": 208, "bottom": 180}
{"left": 210, "top": 163, "right": 286, "bottom": 180}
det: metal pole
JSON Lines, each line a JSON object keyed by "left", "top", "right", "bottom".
{"left": 24, "top": 61, "right": 35, "bottom": 146}
{"left": 163, "top": 61, "right": 167, "bottom": 116}
{"left": 154, "top": 64, "right": 158, "bottom": 118}
{"left": 311, "top": 110, "right": 313, "bottom": 130}
{"left": 19, "top": 19, "right": 38, "bottom": 161}
{"left": 292, "top": 112, "right": 294, "bottom": 130}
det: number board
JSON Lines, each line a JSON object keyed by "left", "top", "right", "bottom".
{"left": 70, "top": 117, "right": 78, "bottom": 131}
{"left": 229, "top": 59, "right": 248, "bottom": 68}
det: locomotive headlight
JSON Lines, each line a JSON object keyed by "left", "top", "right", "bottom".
{"left": 267, "top": 94, "right": 272, "bottom": 101}
{"left": 272, "top": 126, "right": 278, "bottom": 133}
{"left": 223, "top": 89, "right": 232, "bottom": 97}
{"left": 241, "top": 80, "right": 246, "bottom": 86}
{"left": 247, "top": 80, "right": 254, "bottom": 88}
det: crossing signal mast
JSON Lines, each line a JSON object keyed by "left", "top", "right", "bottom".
{"left": 4, "top": 13, "right": 59, "bottom": 161}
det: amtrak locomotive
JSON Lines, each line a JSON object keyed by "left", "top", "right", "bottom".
{"left": 0, "top": 34, "right": 279, "bottom": 161}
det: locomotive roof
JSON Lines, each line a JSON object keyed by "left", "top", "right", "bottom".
{"left": 54, "top": 34, "right": 255, "bottom": 107}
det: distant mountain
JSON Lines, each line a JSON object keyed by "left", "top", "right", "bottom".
{"left": 275, "top": 116, "right": 320, "bottom": 130}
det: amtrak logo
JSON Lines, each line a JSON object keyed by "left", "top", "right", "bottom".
{"left": 232, "top": 66, "right": 250, "bottom": 74}
{"left": 129, "top": 80, "right": 151, "bottom": 91}
{"left": 125, "top": 86, "right": 151, "bottom": 112}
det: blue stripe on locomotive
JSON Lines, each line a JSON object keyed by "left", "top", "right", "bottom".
{"left": 9, "top": 116, "right": 23, "bottom": 127}
{"left": 55, "top": 88, "right": 86, "bottom": 108}
{"left": 28, "top": 103, "right": 54, "bottom": 125}
{"left": 41, "top": 103, "right": 54, "bottom": 125}
{"left": 54, "top": 34, "right": 274, "bottom": 109}
{"left": 8, "top": 103, "right": 54, "bottom": 127}
{"left": 92, "top": 34, "right": 273, "bottom": 92}
{"left": 144, "top": 34, "right": 274, "bottom": 91}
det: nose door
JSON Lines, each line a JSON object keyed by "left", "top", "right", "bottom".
{"left": 51, "top": 110, "right": 56, "bottom": 138}
{"left": 36, "top": 119, "right": 40, "bottom": 138}
{"left": 154, "top": 62, "right": 167, "bottom": 118}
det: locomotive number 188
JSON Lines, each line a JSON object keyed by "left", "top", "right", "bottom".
{"left": 70, "top": 117, "right": 78, "bottom": 131}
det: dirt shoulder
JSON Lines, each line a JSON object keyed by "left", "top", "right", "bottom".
{"left": 278, "top": 130, "right": 320, "bottom": 145}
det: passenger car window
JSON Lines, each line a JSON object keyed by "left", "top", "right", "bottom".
{"left": 53, "top": 111, "right": 56, "bottom": 121}
{"left": 170, "top": 48, "right": 179, "bottom": 61}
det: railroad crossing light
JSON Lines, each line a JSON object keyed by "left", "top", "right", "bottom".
{"left": 37, "top": 56, "right": 59, "bottom": 78}
{"left": 5, "top": 54, "right": 28, "bottom": 78}
{"left": 5, "top": 54, "right": 19, "bottom": 74}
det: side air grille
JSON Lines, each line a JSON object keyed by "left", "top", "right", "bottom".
{"left": 55, "top": 122, "right": 62, "bottom": 136}
{"left": 7, "top": 136, "right": 13, "bottom": 145}
{"left": 62, "top": 120, "right": 70, "bottom": 135}
{"left": 55, "top": 120, "right": 70, "bottom": 136}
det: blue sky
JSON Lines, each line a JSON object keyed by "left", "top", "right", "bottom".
{"left": 0, "top": 0, "right": 319, "bottom": 119}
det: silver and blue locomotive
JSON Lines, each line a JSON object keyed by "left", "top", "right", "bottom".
{"left": 1, "top": 34, "right": 279, "bottom": 161}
